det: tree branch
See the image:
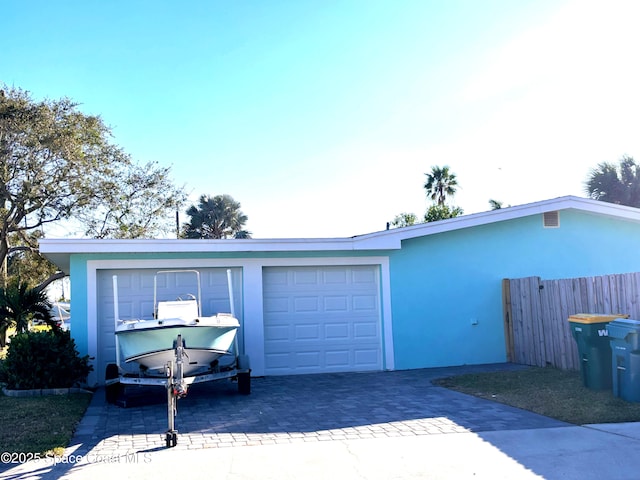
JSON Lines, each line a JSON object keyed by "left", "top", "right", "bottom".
{"left": 35, "top": 270, "right": 66, "bottom": 294}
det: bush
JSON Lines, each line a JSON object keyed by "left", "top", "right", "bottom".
{"left": 0, "top": 330, "right": 92, "bottom": 389}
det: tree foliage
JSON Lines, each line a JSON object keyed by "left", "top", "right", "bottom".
{"left": 391, "top": 212, "right": 418, "bottom": 228}
{"left": 424, "top": 204, "right": 464, "bottom": 222}
{"left": 0, "top": 329, "right": 92, "bottom": 389}
{"left": 585, "top": 155, "right": 640, "bottom": 207}
{"left": 7, "top": 231, "right": 58, "bottom": 289}
{"left": 182, "top": 194, "right": 251, "bottom": 239}
{"left": 0, "top": 281, "right": 56, "bottom": 348}
{"left": 76, "top": 160, "right": 185, "bottom": 239}
{"left": 422, "top": 165, "right": 463, "bottom": 222}
{"left": 424, "top": 165, "right": 459, "bottom": 205}
{"left": 489, "top": 199, "right": 503, "bottom": 210}
{"left": 0, "top": 85, "right": 184, "bottom": 287}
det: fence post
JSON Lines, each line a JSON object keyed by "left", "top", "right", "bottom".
{"left": 502, "top": 278, "right": 515, "bottom": 363}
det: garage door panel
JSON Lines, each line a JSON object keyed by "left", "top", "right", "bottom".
{"left": 293, "top": 270, "right": 318, "bottom": 284}
{"left": 264, "top": 324, "right": 289, "bottom": 341}
{"left": 323, "top": 269, "right": 347, "bottom": 284}
{"left": 153, "top": 275, "right": 168, "bottom": 289}
{"left": 354, "top": 349, "right": 380, "bottom": 366}
{"left": 263, "top": 296, "right": 289, "bottom": 313}
{"left": 293, "top": 297, "right": 319, "bottom": 312}
{"left": 295, "top": 324, "right": 320, "bottom": 340}
{"left": 353, "top": 295, "right": 378, "bottom": 311}
{"left": 325, "top": 350, "right": 349, "bottom": 367}
{"left": 324, "top": 296, "right": 348, "bottom": 311}
{"left": 352, "top": 267, "right": 377, "bottom": 284}
{"left": 354, "top": 322, "right": 380, "bottom": 339}
{"left": 296, "top": 351, "right": 320, "bottom": 367}
{"left": 265, "top": 353, "right": 289, "bottom": 370}
{"left": 263, "top": 265, "right": 382, "bottom": 375}
{"left": 325, "top": 323, "right": 349, "bottom": 339}
{"left": 263, "top": 269, "right": 287, "bottom": 284}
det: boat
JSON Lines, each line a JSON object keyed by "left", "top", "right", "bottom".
{"left": 113, "top": 270, "right": 240, "bottom": 377}
{"left": 51, "top": 302, "right": 71, "bottom": 331}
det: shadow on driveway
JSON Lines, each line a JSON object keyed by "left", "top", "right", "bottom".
{"left": 87, "top": 363, "right": 567, "bottom": 442}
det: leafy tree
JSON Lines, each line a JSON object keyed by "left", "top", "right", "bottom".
{"left": 424, "top": 166, "right": 459, "bottom": 205}
{"left": 7, "top": 231, "right": 57, "bottom": 289}
{"left": 182, "top": 194, "right": 251, "bottom": 239}
{"left": 585, "top": 155, "right": 640, "bottom": 207}
{"left": 76, "top": 160, "right": 185, "bottom": 239}
{"left": 0, "top": 281, "right": 56, "bottom": 347}
{"left": 424, "top": 204, "right": 463, "bottom": 223}
{"left": 391, "top": 213, "right": 418, "bottom": 228}
{"left": 0, "top": 85, "right": 184, "bottom": 288}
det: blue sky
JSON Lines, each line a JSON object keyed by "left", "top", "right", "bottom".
{"left": 4, "top": 1, "right": 640, "bottom": 238}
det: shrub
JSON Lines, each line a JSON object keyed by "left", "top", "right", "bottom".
{"left": 0, "top": 330, "right": 92, "bottom": 389}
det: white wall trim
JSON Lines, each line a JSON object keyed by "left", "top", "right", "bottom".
{"left": 86, "top": 256, "right": 394, "bottom": 380}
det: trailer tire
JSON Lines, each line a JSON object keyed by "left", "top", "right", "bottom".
{"left": 105, "top": 364, "right": 122, "bottom": 404}
{"left": 238, "top": 372, "right": 251, "bottom": 395}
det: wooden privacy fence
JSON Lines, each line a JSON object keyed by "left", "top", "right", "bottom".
{"left": 503, "top": 272, "right": 640, "bottom": 371}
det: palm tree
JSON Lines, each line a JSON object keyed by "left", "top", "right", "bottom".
{"left": 424, "top": 166, "right": 459, "bottom": 205}
{"left": 182, "top": 194, "right": 251, "bottom": 239}
{"left": 0, "top": 282, "right": 54, "bottom": 344}
{"left": 585, "top": 156, "right": 640, "bottom": 207}
{"left": 489, "top": 199, "right": 503, "bottom": 210}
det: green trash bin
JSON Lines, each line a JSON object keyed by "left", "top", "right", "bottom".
{"left": 568, "top": 314, "right": 628, "bottom": 390}
{"left": 608, "top": 318, "right": 640, "bottom": 402}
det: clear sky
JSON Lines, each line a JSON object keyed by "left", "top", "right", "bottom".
{"left": 4, "top": 1, "right": 640, "bottom": 238}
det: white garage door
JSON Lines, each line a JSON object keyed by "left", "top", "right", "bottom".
{"left": 263, "top": 265, "right": 382, "bottom": 375}
{"left": 95, "top": 268, "right": 242, "bottom": 384}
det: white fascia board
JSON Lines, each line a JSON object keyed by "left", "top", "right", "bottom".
{"left": 353, "top": 195, "right": 640, "bottom": 243}
{"left": 38, "top": 236, "right": 401, "bottom": 255}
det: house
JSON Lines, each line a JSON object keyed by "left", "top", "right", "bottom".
{"left": 40, "top": 196, "right": 640, "bottom": 386}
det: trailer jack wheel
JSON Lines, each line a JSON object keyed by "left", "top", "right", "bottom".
{"left": 166, "top": 431, "right": 178, "bottom": 448}
{"left": 238, "top": 372, "right": 251, "bottom": 395}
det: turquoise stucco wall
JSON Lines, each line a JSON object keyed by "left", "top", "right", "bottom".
{"left": 389, "top": 210, "right": 640, "bottom": 370}
{"left": 69, "top": 255, "right": 90, "bottom": 360}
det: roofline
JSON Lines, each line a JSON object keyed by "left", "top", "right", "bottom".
{"left": 39, "top": 235, "right": 401, "bottom": 254}
{"left": 353, "top": 195, "right": 640, "bottom": 242}
{"left": 39, "top": 195, "right": 640, "bottom": 272}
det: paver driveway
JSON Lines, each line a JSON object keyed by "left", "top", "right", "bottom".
{"left": 71, "top": 364, "right": 568, "bottom": 456}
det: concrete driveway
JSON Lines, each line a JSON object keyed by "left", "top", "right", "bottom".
{"left": 4, "top": 364, "right": 640, "bottom": 479}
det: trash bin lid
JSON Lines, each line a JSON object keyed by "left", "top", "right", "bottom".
{"left": 568, "top": 313, "right": 629, "bottom": 324}
{"left": 608, "top": 318, "right": 640, "bottom": 330}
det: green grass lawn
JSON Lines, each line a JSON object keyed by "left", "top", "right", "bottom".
{"left": 434, "top": 366, "right": 640, "bottom": 425}
{"left": 0, "top": 393, "right": 92, "bottom": 455}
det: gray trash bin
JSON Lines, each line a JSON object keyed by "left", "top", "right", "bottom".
{"left": 608, "top": 318, "right": 640, "bottom": 402}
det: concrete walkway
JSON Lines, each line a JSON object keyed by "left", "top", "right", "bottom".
{"left": 3, "top": 364, "right": 640, "bottom": 479}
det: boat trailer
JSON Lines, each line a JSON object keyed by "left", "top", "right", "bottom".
{"left": 106, "top": 269, "right": 250, "bottom": 448}
{"left": 105, "top": 337, "right": 251, "bottom": 448}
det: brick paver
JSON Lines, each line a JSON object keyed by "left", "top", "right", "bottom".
{"left": 69, "top": 364, "right": 568, "bottom": 456}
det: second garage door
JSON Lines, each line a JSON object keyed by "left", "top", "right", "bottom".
{"left": 263, "top": 265, "right": 382, "bottom": 375}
